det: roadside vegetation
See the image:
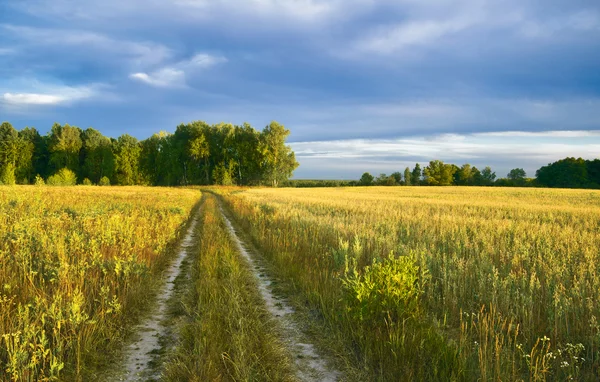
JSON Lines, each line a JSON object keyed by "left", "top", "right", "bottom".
{"left": 0, "top": 186, "right": 200, "bottom": 381}
{"left": 163, "top": 193, "right": 295, "bottom": 381}
{"left": 221, "top": 186, "right": 600, "bottom": 381}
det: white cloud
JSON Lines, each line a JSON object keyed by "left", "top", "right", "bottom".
{"left": 130, "top": 68, "right": 185, "bottom": 88}
{"left": 1, "top": 24, "right": 172, "bottom": 68}
{"left": 130, "top": 53, "right": 227, "bottom": 87}
{"left": 353, "top": 17, "right": 477, "bottom": 54}
{"left": 1, "top": 83, "right": 99, "bottom": 107}
{"left": 291, "top": 131, "right": 600, "bottom": 179}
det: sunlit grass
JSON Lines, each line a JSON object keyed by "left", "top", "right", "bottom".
{"left": 0, "top": 186, "right": 201, "bottom": 381}
{"left": 221, "top": 186, "right": 600, "bottom": 380}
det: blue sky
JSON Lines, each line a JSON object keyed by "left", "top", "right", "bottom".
{"left": 1, "top": 0, "right": 599, "bottom": 179}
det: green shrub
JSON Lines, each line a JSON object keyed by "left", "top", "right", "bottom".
{"left": 0, "top": 163, "right": 16, "bottom": 185}
{"left": 47, "top": 168, "right": 77, "bottom": 186}
{"left": 98, "top": 176, "right": 111, "bottom": 186}
{"left": 82, "top": 178, "right": 93, "bottom": 186}
{"left": 34, "top": 175, "right": 45, "bottom": 186}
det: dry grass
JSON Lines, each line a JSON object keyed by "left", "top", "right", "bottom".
{"left": 0, "top": 186, "right": 201, "bottom": 381}
{"left": 221, "top": 186, "right": 600, "bottom": 380}
{"left": 163, "top": 193, "right": 295, "bottom": 382}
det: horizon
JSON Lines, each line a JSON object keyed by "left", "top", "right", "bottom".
{"left": 1, "top": 0, "right": 599, "bottom": 179}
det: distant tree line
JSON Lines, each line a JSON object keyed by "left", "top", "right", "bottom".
{"left": 282, "top": 158, "right": 600, "bottom": 189}
{"left": 350, "top": 158, "right": 600, "bottom": 189}
{"left": 0, "top": 121, "right": 298, "bottom": 186}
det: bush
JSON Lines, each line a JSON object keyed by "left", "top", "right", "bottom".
{"left": 34, "top": 175, "right": 45, "bottom": 186}
{"left": 0, "top": 163, "right": 16, "bottom": 185}
{"left": 82, "top": 178, "right": 93, "bottom": 186}
{"left": 47, "top": 168, "right": 77, "bottom": 186}
{"left": 98, "top": 176, "right": 111, "bottom": 186}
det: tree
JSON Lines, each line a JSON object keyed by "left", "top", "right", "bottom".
{"left": 507, "top": 168, "right": 527, "bottom": 185}
{"left": 0, "top": 122, "right": 21, "bottom": 184}
{"left": 259, "top": 121, "right": 299, "bottom": 187}
{"left": 390, "top": 172, "right": 402, "bottom": 185}
{"left": 113, "top": 134, "right": 141, "bottom": 185}
{"left": 359, "top": 172, "right": 374, "bottom": 186}
{"left": 535, "top": 157, "right": 589, "bottom": 188}
{"left": 404, "top": 167, "right": 411, "bottom": 186}
{"left": 455, "top": 164, "right": 474, "bottom": 186}
{"left": 375, "top": 173, "right": 396, "bottom": 186}
{"left": 423, "top": 160, "right": 456, "bottom": 186}
{"left": 19, "top": 127, "right": 46, "bottom": 183}
{"left": 48, "top": 123, "right": 83, "bottom": 174}
{"left": 411, "top": 163, "right": 422, "bottom": 185}
{"left": 481, "top": 166, "right": 496, "bottom": 186}
{"left": 81, "top": 128, "right": 114, "bottom": 183}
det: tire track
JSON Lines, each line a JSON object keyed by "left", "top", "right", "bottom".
{"left": 119, "top": 210, "right": 200, "bottom": 382}
{"left": 219, "top": 204, "right": 341, "bottom": 382}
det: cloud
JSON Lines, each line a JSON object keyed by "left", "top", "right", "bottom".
{"left": 1, "top": 83, "right": 99, "bottom": 108}
{"left": 291, "top": 130, "right": 600, "bottom": 179}
{"left": 130, "top": 53, "right": 227, "bottom": 87}
{"left": 1, "top": 24, "right": 172, "bottom": 68}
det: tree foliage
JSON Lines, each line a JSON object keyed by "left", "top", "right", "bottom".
{"left": 0, "top": 120, "right": 299, "bottom": 187}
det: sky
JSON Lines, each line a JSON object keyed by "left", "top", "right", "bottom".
{"left": 1, "top": 0, "right": 599, "bottom": 179}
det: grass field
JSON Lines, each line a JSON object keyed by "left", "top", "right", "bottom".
{"left": 2, "top": 185, "right": 599, "bottom": 381}
{"left": 0, "top": 186, "right": 201, "bottom": 381}
{"left": 221, "top": 186, "right": 600, "bottom": 380}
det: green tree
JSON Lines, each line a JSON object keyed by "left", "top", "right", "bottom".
{"left": 359, "top": 172, "right": 374, "bottom": 186}
{"left": 113, "top": 134, "right": 141, "bottom": 185}
{"left": 0, "top": 122, "right": 21, "bottom": 184}
{"left": 535, "top": 157, "right": 589, "bottom": 188}
{"left": 48, "top": 123, "right": 83, "bottom": 173}
{"left": 455, "top": 164, "right": 475, "bottom": 186}
{"left": 507, "top": 168, "right": 527, "bottom": 186}
{"left": 404, "top": 167, "right": 411, "bottom": 186}
{"left": 18, "top": 127, "right": 46, "bottom": 183}
{"left": 411, "top": 163, "right": 422, "bottom": 185}
{"left": 81, "top": 128, "right": 114, "bottom": 183}
{"left": 423, "top": 160, "right": 456, "bottom": 186}
{"left": 259, "top": 121, "right": 299, "bottom": 187}
{"left": 481, "top": 166, "right": 496, "bottom": 185}
{"left": 390, "top": 172, "right": 402, "bottom": 185}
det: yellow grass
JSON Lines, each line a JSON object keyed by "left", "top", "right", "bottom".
{"left": 0, "top": 186, "right": 201, "bottom": 381}
{"left": 221, "top": 186, "right": 600, "bottom": 380}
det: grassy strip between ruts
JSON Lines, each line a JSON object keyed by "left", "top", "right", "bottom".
{"left": 162, "top": 193, "right": 296, "bottom": 382}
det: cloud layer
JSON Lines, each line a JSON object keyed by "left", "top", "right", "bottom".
{"left": 1, "top": 0, "right": 599, "bottom": 178}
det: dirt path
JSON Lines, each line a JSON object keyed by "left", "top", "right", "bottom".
{"left": 219, "top": 205, "right": 342, "bottom": 382}
{"left": 119, "top": 211, "right": 199, "bottom": 382}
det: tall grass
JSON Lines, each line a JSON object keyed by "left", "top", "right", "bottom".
{"left": 163, "top": 193, "right": 295, "bottom": 382}
{"left": 220, "top": 186, "right": 600, "bottom": 380}
{"left": 0, "top": 186, "right": 200, "bottom": 381}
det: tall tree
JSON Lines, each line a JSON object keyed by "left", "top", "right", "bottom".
{"left": 423, "top": 160, "right": 456, "bottom": 186}
{"left": 0, "top": 122, "right": 22, "bottom": 184}
{"left": 19, "top": 127, "right": 47, "bottom": 182}
{"left": 113, "top": 134, "right": 141, "bottom": 185}
{"left": 481, "top": 166, "right": 496, "bottom": 186}
{"left": 404, "top": 167, "right": 412, "bottom": 186}
{"left": 535, "top": 157, "right": 589, "bottom": 188}
{"left": 259, "top": 121, "right": 299, "bottom": 187}
{"left": 48, "top": 123, "right": 83, "bottom": 173}
{"left": 81, "top": 128, "right": 114, "bottom": 183}
{"left": 507, "top": 168, "right": 527, "bottom": 186}
{"left": 411, "top": 163, "right": 422, "bottom": 185}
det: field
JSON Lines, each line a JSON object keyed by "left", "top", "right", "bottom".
{"left": 0, "top": 186, "right": 201, "bottom": 381}
{"left": 221, "top": 186, "right": 600, "bottom": 380}
{"left": 1, "top": 185, "right": 599, "bottom": 381}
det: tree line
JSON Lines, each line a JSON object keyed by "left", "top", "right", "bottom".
{"left": 351, "top": 158, "right": 600, "bottom": 188}
{"left": 0, "top": 121, "right": 299, "bottom": 186}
